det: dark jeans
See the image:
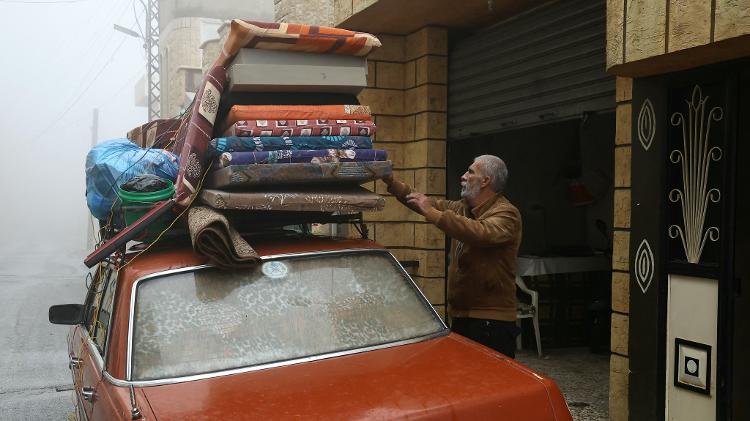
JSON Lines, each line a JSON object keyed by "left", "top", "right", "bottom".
{"left": 451, "top": 317, "right": 520, "bottom": 358}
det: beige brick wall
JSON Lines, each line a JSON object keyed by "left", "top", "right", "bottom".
{"left": 608, "top": 0, "right": 750, "bottom": 74}
{"left": 275, "top": 0, "right": 335, "bottom": 27}
{"left": 357, "top": 27, "right": 448, "bottom": 317}
{"left": 609, "top": 76, "right": 632, "bottom": 421}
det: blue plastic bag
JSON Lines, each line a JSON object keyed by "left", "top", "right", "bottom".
{"left": 85, "top": 139, "right": 179, "bottom": 221}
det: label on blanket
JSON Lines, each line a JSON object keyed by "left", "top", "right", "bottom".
{"left": 199, "top": 81, "right": 220, "bottom": 125}
{"left": 262, "top": 261, "right": 288, "bottom": 279}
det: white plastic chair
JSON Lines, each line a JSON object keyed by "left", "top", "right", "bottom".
{"left": 516, "top": 275, "right": 543, "bottom": 357}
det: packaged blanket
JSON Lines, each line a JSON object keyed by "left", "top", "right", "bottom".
{"left": 200, "top": 187, "right": 385, "bottom": 212}
{"left": 221, "top": 105, "right": 371, "bottom": 133}
{"left": 224, "top": 119, "right": 376, "bottom": 137}
{"left": 217, "top": 149, "right": 387, "bottom": 167}
{"left": 209, "top": 136, "right": 372, "bottom": 155}
{"left": 206, "top": 161, "right": 392, "bottom": 188}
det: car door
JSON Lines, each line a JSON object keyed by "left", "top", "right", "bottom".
{"left": 73, "top": 264, "right": 117, "bottom": 420}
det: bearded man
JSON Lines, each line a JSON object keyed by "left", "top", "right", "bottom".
{"left": 383, "top": 154, "right": 522, "bottom": 357}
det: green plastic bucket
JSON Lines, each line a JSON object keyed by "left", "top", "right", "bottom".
{"left": 117, "top": 179, "right": 175, "bottom": 241}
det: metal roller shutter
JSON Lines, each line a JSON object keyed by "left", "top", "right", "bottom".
{"left": 448, "top": 0, "right": 614, "bottom": 139}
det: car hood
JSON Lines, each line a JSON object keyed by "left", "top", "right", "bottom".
{"left": 140, "top": 333, "right": 570, "bottom": 420}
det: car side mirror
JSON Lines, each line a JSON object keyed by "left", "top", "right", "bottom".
{"left": 49, "top": 304, "right": 84, "bottom": 325}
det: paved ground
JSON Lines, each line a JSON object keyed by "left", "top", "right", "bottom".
{"left": 517, "top": 347, "right": 610, "bottom": 421}
{"left": 0, "top": 250, "right": 87, "bottom": 420}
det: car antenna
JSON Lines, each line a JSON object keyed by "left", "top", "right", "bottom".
{"left": 129, "top": 384, "right": 142, "bottom": 419}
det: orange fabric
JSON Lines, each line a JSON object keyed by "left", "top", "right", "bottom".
{"left": 221, "top": 105, "right": 372, "bottom": 133}
{"left": 223, "top": 20, "right": 381, "bottom": 58}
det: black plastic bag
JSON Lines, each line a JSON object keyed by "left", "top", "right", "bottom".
{"left": 121, "top": 174, "right": 170, "bottom": 193}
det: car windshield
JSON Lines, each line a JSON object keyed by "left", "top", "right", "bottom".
{"left": 131, "top": 250, "right": 445, "bottom": 381}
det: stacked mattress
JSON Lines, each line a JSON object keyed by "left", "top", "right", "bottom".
{"left": 194, "top": 22, "right": 388, "bottom": 214}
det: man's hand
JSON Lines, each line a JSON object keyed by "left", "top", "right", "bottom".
{"left": 406, "top": 192, "right": 433, "bottom": 216}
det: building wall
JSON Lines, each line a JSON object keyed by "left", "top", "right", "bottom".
{"left": 610, "top": 76, "right": 632, "bottom": 421}
{"left": 607, "top": 0, "right": 750, "bottom": 76}
{"left": 357, "top": 28, "right": 449, "bottom": 318}
{"left": 275, "top": 0, "right": 334, "bottom": 26}
{"left": 333, "top": 0, "right": 378, "bottom": 26}
{"left": 160, "top": 17, "right": 203, "bottom": 118}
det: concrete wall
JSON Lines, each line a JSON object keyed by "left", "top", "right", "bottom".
{"left": 608, "top": 0, "right": 750, "bottom": 76}
{"left": 275, "top": 0, "right": 335, "bottom": 27}
{"left": 357, "top": 28, "right": 449, "bottom": 317}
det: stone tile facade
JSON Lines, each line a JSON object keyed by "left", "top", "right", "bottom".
{"left": 358, "top": 27, "right": 449, "bottom": 317}
{"left": 160, "top": 17, "right": 203, "bottom": 119}
{"left": 274, "top": 0, "right": 335, "bottom": 27}
{"left": 608, "top": 0, "right": 750, "bottom": 75}
{"left": 609, "top": 76, "right": 632, "bottom": 421}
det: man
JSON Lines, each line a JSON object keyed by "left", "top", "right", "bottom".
{"left": 384, "top": 155, "right": 522, "bottom": 357}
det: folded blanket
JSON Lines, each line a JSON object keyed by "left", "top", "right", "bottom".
{"left": 200, "top": 187, "right": 385, "bottom": 212}
{"left": 126, "top": 118, "right": 181, "bottom": 149}
{"left": 206, "top": 161, "right": 392, "bottom": 188}
{"left": 221, "top": 105, "right": 371, "bottom": 133}
{"left": 209, "top": 136, "right": 373, "bottom": 155}
{"left": 224, "top": 20, "right": 381, "bottom": 57}
{"left": 217, "top": 149, "right": 387, "bottom": 167}
{"left": 224, "top": 119, "right": 376, "bottom": 137}
{"left": 187, "top": 206, "right": 260, "bottom": 269}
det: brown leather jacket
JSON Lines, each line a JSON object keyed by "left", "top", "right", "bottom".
{"left": 388, "top": 180, "right": 522, "bottom": 321}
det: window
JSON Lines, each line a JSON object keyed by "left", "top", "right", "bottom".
{"left": 88, "top": 265, "right": 117, "bottom": 355}
{"left": 131, "top": 251, "right": 445, "bottom": 381}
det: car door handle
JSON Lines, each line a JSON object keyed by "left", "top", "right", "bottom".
{"left": 82, "top": 386, "right": 95, "bottom": 402}
{"left": 69, "top": 356, "right": 82, "bottom": 370}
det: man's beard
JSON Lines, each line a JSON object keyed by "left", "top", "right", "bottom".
{"left": 460, "top": 180, "right": 480, "bottom": 200}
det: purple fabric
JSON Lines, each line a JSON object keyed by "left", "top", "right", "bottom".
{"left": 217, "top": 149, "right": 387, "bottom": 167}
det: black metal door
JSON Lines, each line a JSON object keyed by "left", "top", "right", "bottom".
{"left": 630, "top": 59, "right": 746, "bottom": 421}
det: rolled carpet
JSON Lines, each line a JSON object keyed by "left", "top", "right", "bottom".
{"left": 187, "top": 206, "right": 260, "bottom": 269}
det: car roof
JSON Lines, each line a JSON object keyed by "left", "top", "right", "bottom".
{"left": 119, "top": 233, "right": 384, "bottom": 285}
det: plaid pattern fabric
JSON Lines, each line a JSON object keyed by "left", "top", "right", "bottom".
{"left": 224, "top": 20, "right": 381, "bottom": 57}
{"left": 126, "top": 119, "right": 181, "bottom": 149}
{"left": 221, "top": 105, "right": 371, "bottom": 134}
{"left": 224, "top": 119, "right": 376, "bottom": 137}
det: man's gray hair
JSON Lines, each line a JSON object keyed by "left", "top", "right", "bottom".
{"left": 474, "top": 155, "right": 508, "bottom": 193}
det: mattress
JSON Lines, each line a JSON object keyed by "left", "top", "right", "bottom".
{"left": 224, "top": 20, "right": 381, "bottom": 57}
{"left": 217, "top": 149, "right": 387, "bottom": 167}
{"left": 221, "top": 105, "right": 371, "bottom": 134}
{"left": 223, "top": 119, "right": 376, "bottom": 137}
{"left": 209, "top": 136, "right": 373, "bottom": 155}
{"left": 206, "top": 161, "right": 392, "bottom": 189}
{"left": 200, "top": 187, "right": 385, "bottom": 212}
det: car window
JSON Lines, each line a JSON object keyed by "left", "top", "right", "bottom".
{"left": 91, "top": 266, "right": 118, "bottom": 355}
{"left": 131, "top": 251, "right": 445, "bottom": 381}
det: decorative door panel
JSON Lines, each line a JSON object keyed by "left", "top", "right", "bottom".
{"left": 630, "top": 76, "right": 669, "bottom": 421}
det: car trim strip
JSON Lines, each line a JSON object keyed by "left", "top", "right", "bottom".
{"left": 122, "top": 248, "right": 448, "bottom": 385}
{"left": 108, "top": 329, "right": 448, "bottom": 388}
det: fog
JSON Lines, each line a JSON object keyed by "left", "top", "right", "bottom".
{"left": 0, "top": 0, "right": 148, "bottom": 274}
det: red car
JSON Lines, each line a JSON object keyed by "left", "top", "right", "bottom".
{"left": 50, "top": 234, "right": 572, "bottom": 420}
